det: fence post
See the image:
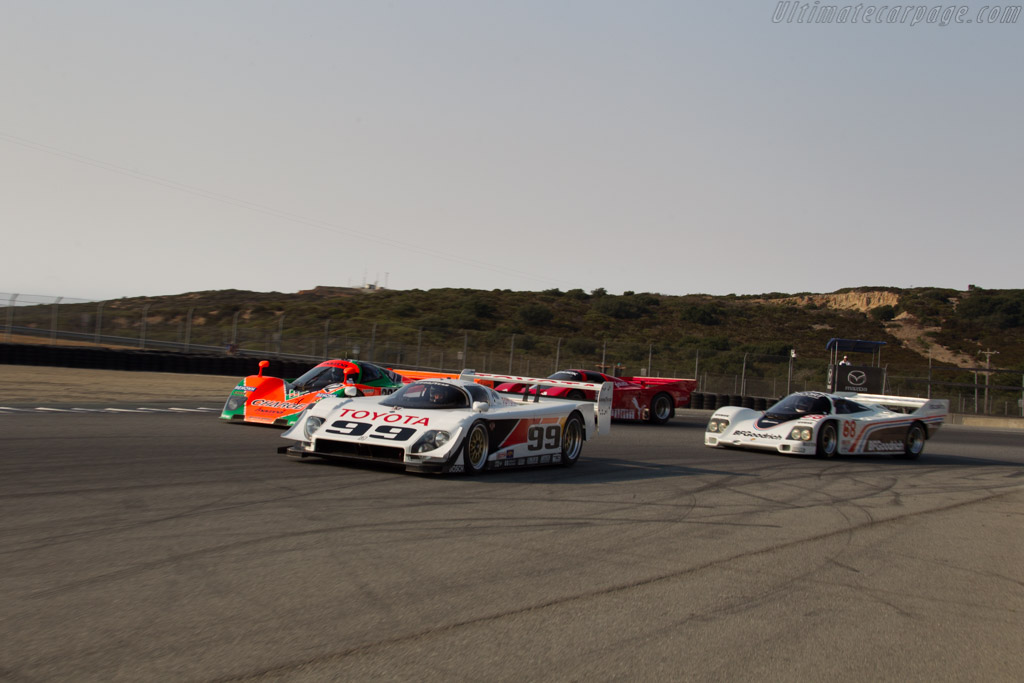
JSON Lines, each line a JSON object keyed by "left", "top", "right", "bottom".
{"left": 94, "top": 301, "right": 105, "bottom": 344}
{"left": 508, "top": 334, "right": 515, "bottom": 373}
{"left": 927, "top": 354, "right": 932, "bottom": 399}
{"left": 50, "top": 297, "right": 61, "bottom": 343}
{"left": 740, "top": 353, "right": 748, "bottom": 396}
{"left": 50, "top": 297, "right": 62, "bottom": 344}
{"left": 973, "top": 371, "right": 978, "bottom": 414}
{"left": 369, "top": 323, "right": 377, "bottom": 362}
{"left": 231, "top": 310, "right": 240, "bottom": 350}
{"left": 184, "top": 307, "right": 194, "bottom": 352}
{"left": 140, "top": 303, "right": 151, "bottom": 349}
{"left": 4, "top": 293, "right": 17, "bottom": 342}
{"left": 276, "top": 313, "right": 285, "bottom": 357}
{"left": 787, "top": 349, "right": 794, "bottom": 395}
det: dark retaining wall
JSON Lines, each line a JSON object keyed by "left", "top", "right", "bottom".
{"left": 0, "top": 343, "right": 311, "bottom": 379}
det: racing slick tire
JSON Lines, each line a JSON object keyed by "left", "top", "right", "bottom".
{"left": 566, "top": 389, "right": 585, "bottom": 401}
{"left": 816, "top": 421, "right": 839, "bottom": 458}
{"left": 648, "top": 393, "right": 673, "bottom": 424}
{"left": 896, "top": 422, "right": 926, "bottom": 460}
{"left": 463, "top": 421, "right": 490, "bottom": 475}
{"left": 559, "top": 413, "right": 584, "bottom": 467}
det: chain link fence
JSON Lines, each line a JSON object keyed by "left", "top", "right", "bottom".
{"left": 3, "top": 292, "right": 1022, "bottom": 416}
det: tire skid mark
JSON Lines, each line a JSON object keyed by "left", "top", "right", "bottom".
{"left": 6, "top": 476, "right": 393, "bottom": 558}
{"left": 210, "top": 486, "right": 1024, "bottom": 683}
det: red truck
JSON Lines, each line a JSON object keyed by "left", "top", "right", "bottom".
{"left": 494, "top": 369, "right": 696, "bottom": 424}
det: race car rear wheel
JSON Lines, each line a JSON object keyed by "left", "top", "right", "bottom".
{"left": 816, "top": 421, "right": 839, "bottom": 458}
{"left": 559, "top": 414, "right": 584, "bottom": 467}
{"left": 897, "top": 422, "right": 926, "bottom": 460}
{"left": 566, "top": 390, "right": 585, "bottom": 401}
{"left": 463, "top": 422, "right": 490, "bottom": 475}
{"left": 648, "top": 393, "right": 673, "bottom": 424}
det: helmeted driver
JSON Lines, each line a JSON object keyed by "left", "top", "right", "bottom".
{"left": 428, "top": 385, "right": 449, "bottom": 405}
{"left": 794, "top": 396, "right": 816, "bottom": 414}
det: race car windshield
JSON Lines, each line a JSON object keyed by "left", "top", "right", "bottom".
{"left": 548, "top": 371, "right": 583, "bottom": 382}
{"left": 379, "top": 382, "right": 470, "bottom": 409}
{"left": 767, "top": 394, "right": 832, "bottom": 417}
{"left": 292, "top": 365, "right": 354, "bottom": 391}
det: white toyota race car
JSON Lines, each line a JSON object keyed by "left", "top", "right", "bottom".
{"left": 705, "top": 391, "right": 948, "bottom": 459}
{"left": 279, "top": 370, "right": 613, "bottom": 474}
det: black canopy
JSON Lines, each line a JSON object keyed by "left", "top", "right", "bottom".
{"left": 825, "top": 338, "right": 887, "bottom": 354}
{"left": 825, "top": 338, "right": 886, "bottom": 366}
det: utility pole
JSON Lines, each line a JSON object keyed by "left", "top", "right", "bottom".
{"left": 978, "top": 349, "right": 999, "bottom": 415}
{"left": 787, "top": 349, "right": 795, "bottom": 395}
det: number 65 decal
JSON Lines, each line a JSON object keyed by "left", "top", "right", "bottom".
{"left": 327, "top": 420, "right": 417, "bottom": 441}
{"left": 527, "top": 424, "right": 561, "bottom": 451}
{"left": 842, "top": 420, "right": 856, "bottom": 438}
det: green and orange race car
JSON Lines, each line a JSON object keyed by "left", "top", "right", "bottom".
{"left": 220, "top": 359, "right": 407, "bottom": 427}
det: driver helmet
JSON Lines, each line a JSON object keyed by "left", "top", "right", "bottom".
{"left": 428, "top": 384, "right": 449, "bottom": 404}
{"left": 794, "top": 396, "right": 815, "bottom": 413}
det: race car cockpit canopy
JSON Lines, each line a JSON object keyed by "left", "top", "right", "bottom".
{"left": 291, "top": 361, "right": 358, "bottom": 392}
{"left": 380, "top": 381, "right": 470, "bottom": 410}
{"left": 758, "top": 392, "right": 832, "bottom": 428}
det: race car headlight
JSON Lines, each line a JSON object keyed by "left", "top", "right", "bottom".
{"left": 707, "top": 418, "right": 729, "bottom": 433}
{"left": 789, "top": 427, "right": 813, "bottom": 441}
{"left": 303, "top": 416, "right": 325, "bottom": 440}
{"left": 412, "top": 430, "right": 451, "bottom": 454}
{"left": 224, "top": 394, "right": 246, "bottom": 412}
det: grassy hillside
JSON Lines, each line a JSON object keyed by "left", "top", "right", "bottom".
{"left": 8, "top": 286, "right": 1023, "bottom": 384}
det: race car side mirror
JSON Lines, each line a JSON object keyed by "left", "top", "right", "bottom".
{"left": 344, "top": 386, "right": 359, "bottom": 397}
{"left": 472, "top": 401, "right": 489, "bottom": 413}
{"left": 258, "top": 360, "right": 270, "bottom": 377}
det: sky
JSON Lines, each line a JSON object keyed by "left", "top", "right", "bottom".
{"left": 2, "top": 1, "right": 1021, "bottom": 301}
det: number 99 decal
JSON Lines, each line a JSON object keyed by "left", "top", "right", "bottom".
{"left": 371, "top": 425, "right": 417, "bottom": 441}
{"left": 327, "top": 421, "right": 416, "bottom": 441}
{"left": 527, "top": 424, "right": 561, "bottom": 451}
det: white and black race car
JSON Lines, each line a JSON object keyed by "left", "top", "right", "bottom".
{"left": 705, "top": 391, "right": 948, "bottom": 459}
{"left": 279, "top": 370, "right": 613, "bottom": 474}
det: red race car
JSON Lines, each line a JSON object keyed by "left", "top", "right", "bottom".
{"left": 494, "top": 369, "right": 696, "bottom": 424}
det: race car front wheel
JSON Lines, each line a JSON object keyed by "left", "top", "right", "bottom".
{"left": 816, "top": 421, "right": 838, "bottom": 458}
{"left": 897, "top": 422, "right": 926, "bottom": 460}
{"left": 559, "top": 414, "right": 584, "bottom": 467}
{"left": 463, "top": 422, "right": 490, "bottom": 475}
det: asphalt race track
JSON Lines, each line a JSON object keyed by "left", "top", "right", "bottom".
{"left": 2, "top": 409, "right": 1023, "bottom": 682}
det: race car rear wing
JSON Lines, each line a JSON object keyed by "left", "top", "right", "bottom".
{"left": 848, "top": 394, "right": 949, "bottom": 415}
{"left": 459, "top": 370, "right": 614, "bottom": 435}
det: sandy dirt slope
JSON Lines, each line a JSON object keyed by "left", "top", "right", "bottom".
{"left": 0, "top": 365, "right": 238, "bottom": 404}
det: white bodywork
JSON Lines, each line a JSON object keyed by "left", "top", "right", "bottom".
{"left": 704, "top": 391, "right": 948, "bottom": 458}
{"left": 281, "top": 370, "right": 613, "bottom": 473}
